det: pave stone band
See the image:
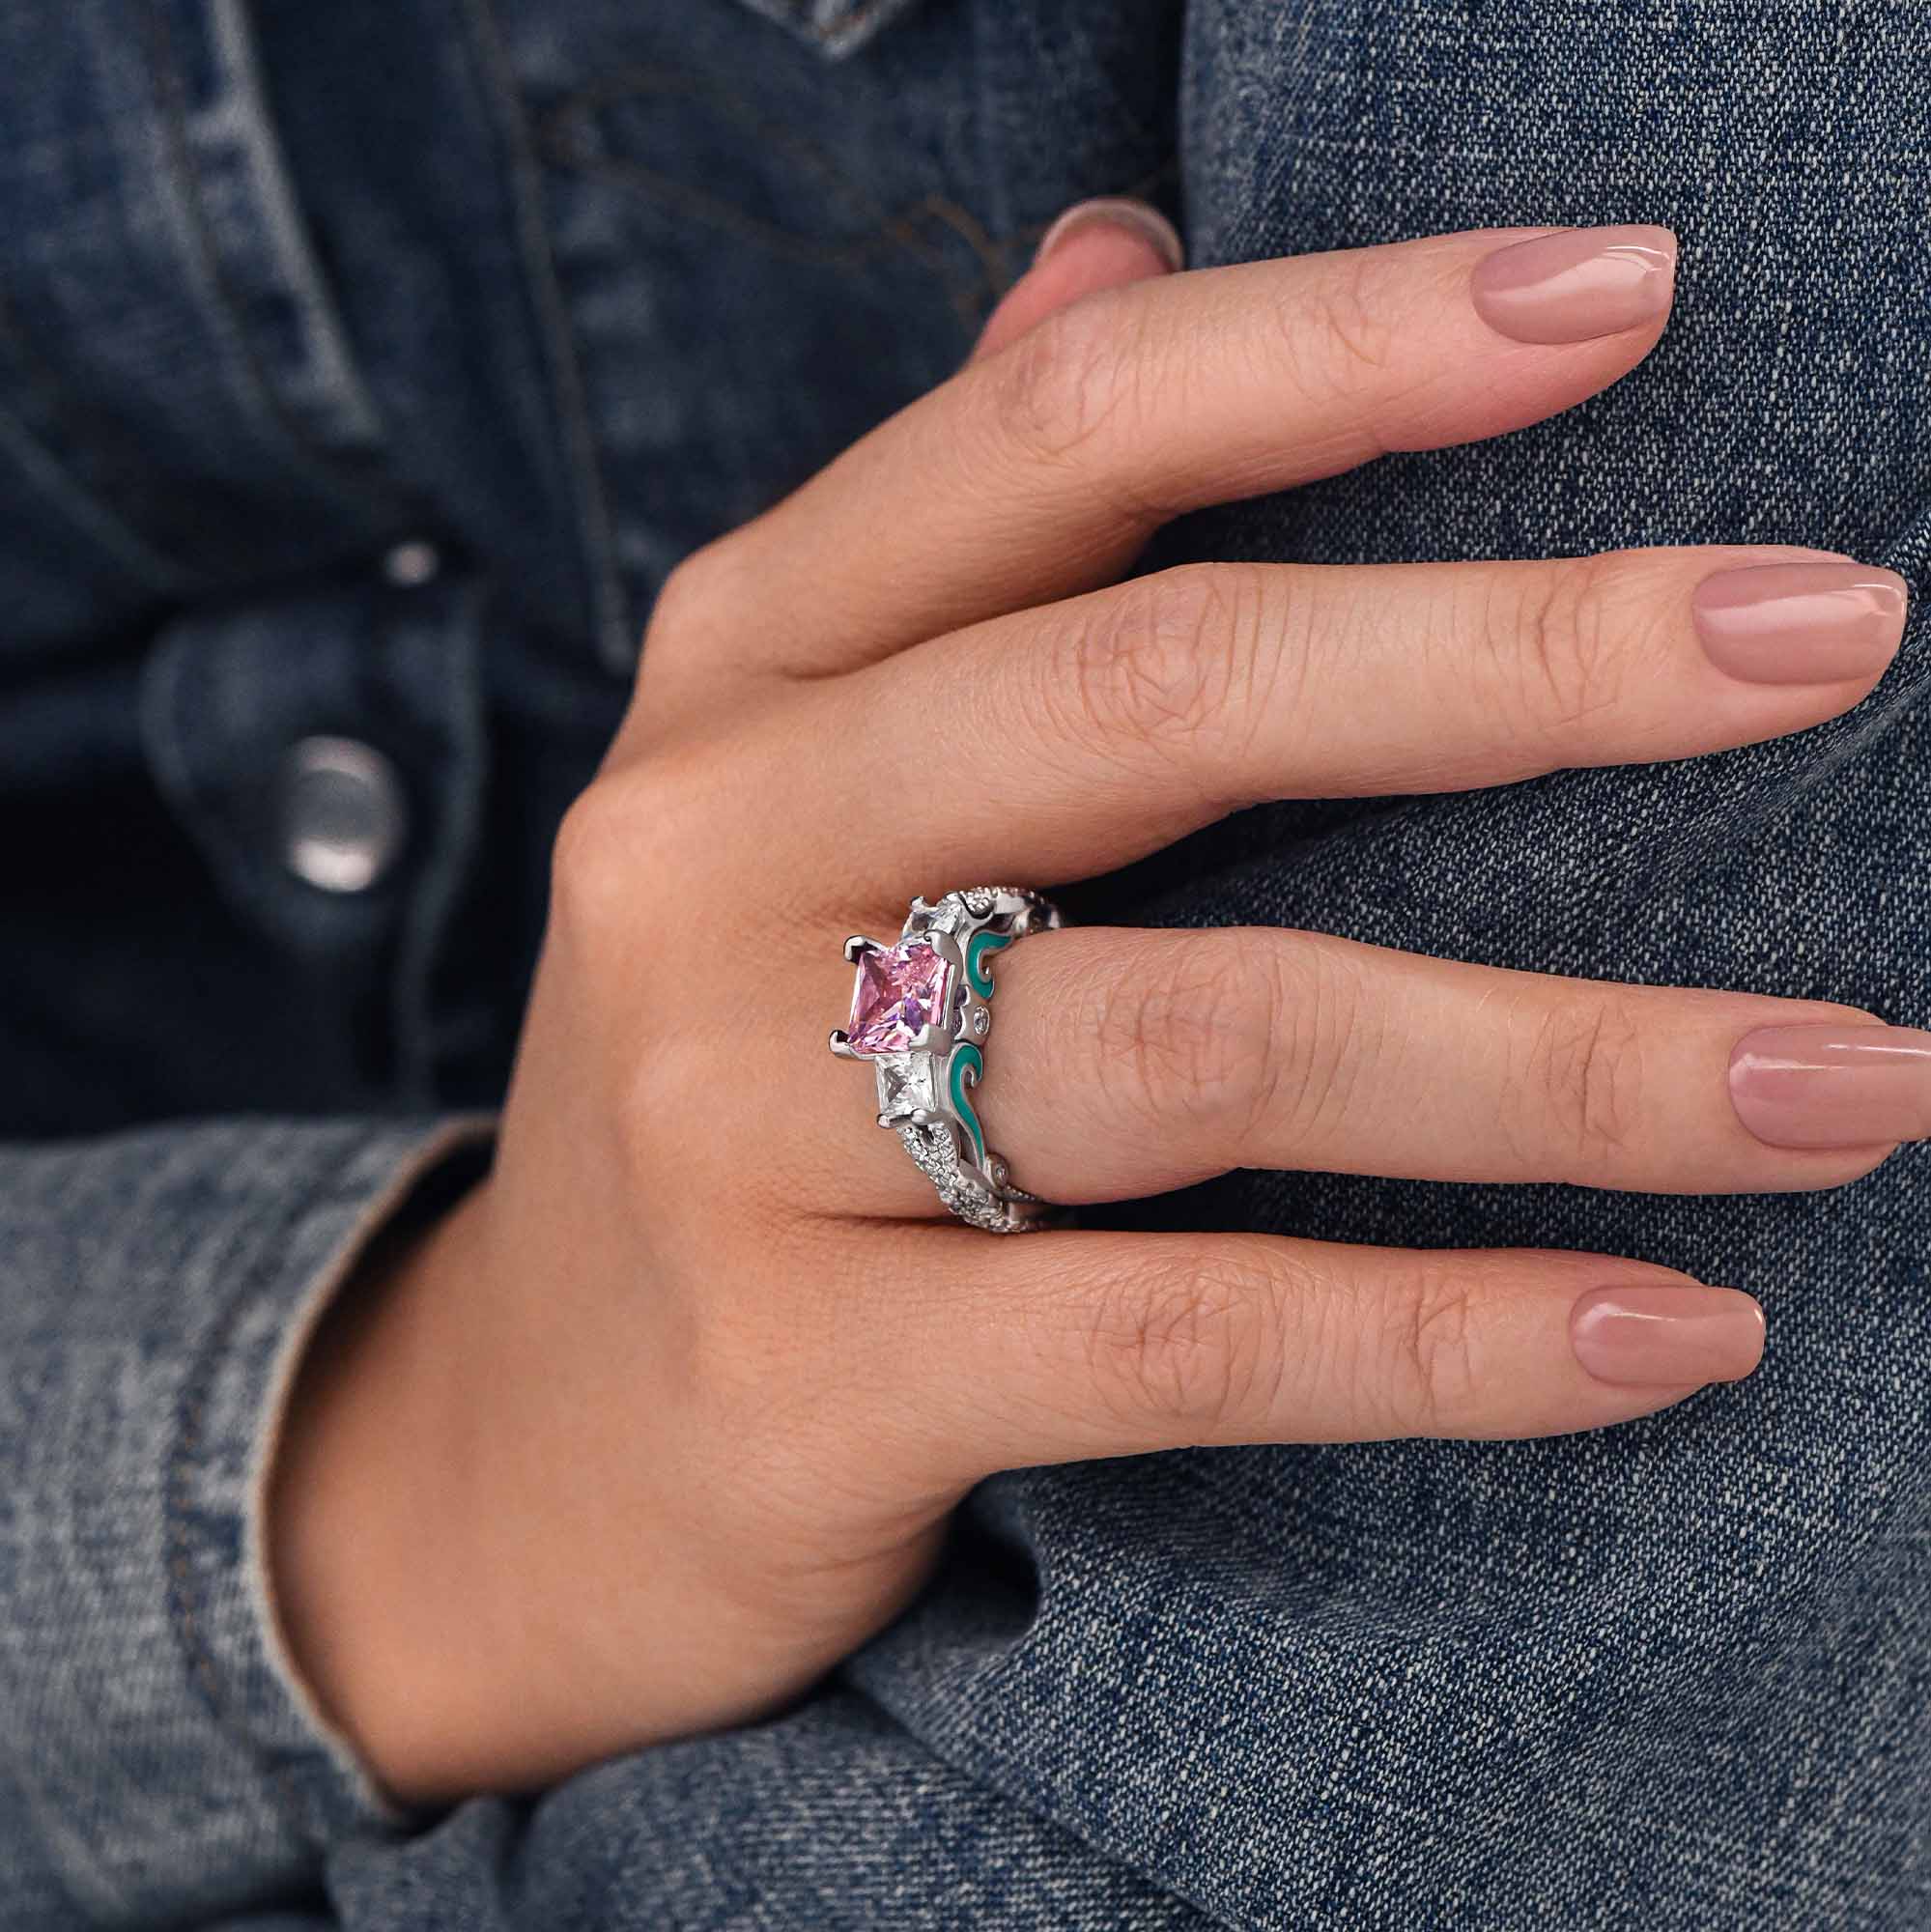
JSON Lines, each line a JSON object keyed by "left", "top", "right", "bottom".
{"left": 830, "top": 887, "right": 1064, "bottom": 1233}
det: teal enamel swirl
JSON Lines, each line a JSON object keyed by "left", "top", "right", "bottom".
{"left": 948, "top": 1043, "right": 986, "bottom": 1161}
{"left": 965, "top": 927, "right": 1012, "bottom": 999}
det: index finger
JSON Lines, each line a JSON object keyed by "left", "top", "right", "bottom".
{"left": 667, "top": 224, "right": 1675, "bottom": 683}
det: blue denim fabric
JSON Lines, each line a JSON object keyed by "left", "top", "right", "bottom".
{"left": 0, "top": 0, "right": 1925, "bottom": 1926}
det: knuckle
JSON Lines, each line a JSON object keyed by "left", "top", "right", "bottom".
{"left": 548, "top": 765, "right": 687, "bottom": 944}
{"left": 1383, "top": 1264, "right": 1489, "bottom": 1435}
{"left": 1088, "top": 1249, "right": 1279, "bottom": 1432}
{"left": 1491, "top": 556, "right": 1626, "bottom": 748}
{"left": 548, "top": 781, "right": 634, "bottom": 938}
{"left": 982, "top": 291, "right": 1142, "bottom": 474}
{"left": 643, "top": 539, "right": 750, "bottom": 658}
{"left": 1088, "top": 935, "right": 1287, "bottom": 1141}
{"left": 1051, "top": 565, "right": 1264, "bottom": 778}
{"left": 1513, "top": 992, "right": 1647, "bottom": 1174}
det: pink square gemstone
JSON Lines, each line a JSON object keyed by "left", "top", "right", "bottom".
{"left": 847, "top": 940, "right": 952, "bottom": 1056}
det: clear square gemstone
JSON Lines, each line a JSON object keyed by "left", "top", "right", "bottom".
{"left": 876, "top": 1056, "right": 934, "bottom": 1119}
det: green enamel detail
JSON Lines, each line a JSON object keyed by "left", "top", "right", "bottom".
{"left": 949, "top": 1044, "right": 986, "bottom": 1161}
{"left": 966, "top": 928, "right": 1012, "bottom": 999}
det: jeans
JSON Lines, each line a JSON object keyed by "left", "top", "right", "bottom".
{"left": 0, "top": 0, "right": 1924, "bottom": 1925}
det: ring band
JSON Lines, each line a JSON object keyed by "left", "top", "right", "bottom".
{"left": 830, "top": 887, "right": 1065, "bottom": 1233}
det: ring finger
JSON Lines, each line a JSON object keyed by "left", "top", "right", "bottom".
{"left": 812, "top": 924, "right": 1921, "bottom": 1213}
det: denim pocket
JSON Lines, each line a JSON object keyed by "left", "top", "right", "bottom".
{"left": 725, "top": 0, "right": 927, "bottom": 57}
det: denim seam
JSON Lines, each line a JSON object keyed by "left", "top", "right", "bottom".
{"left": 539, "top": 66, "right": 1179, "bottom": 331}
{"left": 238, "top": 1117, "right": 500, "bottom": 1839}
{"left": 0, "top": 390, "right": 196, "bottom": 597}
{"left": 158, "top": 1121, "right": 501, "bottom": 1847}
{"left": 137, "top": 623, "right": 239, "bottom": 914}
{"left": 456, "top": 0, "right": 636, "bottom": 676}
{"left": 136, "top": 0, "right": 407, "bottom": 541}
{"left": 0, "top": 278, "right": 215, "bottom": 595}
{"left": 197, "top": 0, "right": 390, "bottom": 452}
{"left": 161, "top": 1125, "right": 372, "bottom": 1838}
{"left": 390, "top": 582, "right": 492, "bottom": 1105}
{"left": 537, "top": 66, "right": 1005, "bottom": 328}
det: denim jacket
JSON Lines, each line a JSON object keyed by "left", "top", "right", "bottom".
{"left": 1, "top": 1, "right": 1925, "bottom": 1926}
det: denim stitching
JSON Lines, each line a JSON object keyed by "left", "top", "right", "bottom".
{"left": 389, "top": 581, "right": 492, "bottom": 1106}
{"left": 162, "top": 1127, "right": 376, "bottom": 1839}
{"left": 0, "top": 396, "right": 193, "bottom": 597}
{"left": 198, "top": 0, "right": 389, "bottom": 452}
{"left": 538, "top": 65, "right": 993, "bottom": 322}
{"left": 457, "top": 0, "right": 636, "bottom": 676}
{"left": 0, "top": 290, "right": 206, "bottom": 594}
{"left": 137, "top": 620, "right": 243, "bottom": 921}
{"left": 540, "top": 68, "right": 1178, "bottom": 328}
{"left": 136, "top": 0, "right": 408, "bottom": 537}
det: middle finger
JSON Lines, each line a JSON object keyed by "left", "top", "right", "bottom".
{"left": 763, "top": 544, "right": 1906, "bottom": 887}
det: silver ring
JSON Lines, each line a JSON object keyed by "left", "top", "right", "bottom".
{"left": 831, "top": 886, "right": 1065, "bottom": 1234}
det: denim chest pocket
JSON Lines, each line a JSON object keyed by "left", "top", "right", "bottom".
{"left": 724, "top": 0, "right": 927, "bottom": 57}
{"left": 0, "top": 0, "right": 402, "bottom": 659}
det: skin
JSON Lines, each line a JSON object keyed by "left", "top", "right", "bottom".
{"left": 268, "top": 212, "right": 1911, "bottom": 1805}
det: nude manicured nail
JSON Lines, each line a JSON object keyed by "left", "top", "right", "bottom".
{"left": 1729, "top": 1024, "right": 1931, "bottom": 1149}
{"left": 1570, "top": 1285, "right": 1765, "bottom": 1388}
{"left": 1035, "top": 197, "right": 1185, "bottom": 271}
{"left": 1693, "top": 562, "right": 1909, "bottom": 684}
{"left": 1470, "top": 225, "right": 1676, "bottom": 344}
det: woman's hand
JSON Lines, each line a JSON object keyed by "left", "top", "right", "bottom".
{"left": 270, "top": 211, "right": 1915, "bottom": 1803}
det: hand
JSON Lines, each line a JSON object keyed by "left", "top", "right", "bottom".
{"left": 270, "top": 210, "right": 1914, "bottom": 1802}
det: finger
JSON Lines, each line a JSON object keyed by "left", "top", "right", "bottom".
{"left": 976, "top": 927, "right": 1905, "bottom": 1204}
{"left": 763, "top": 546, "right": 1907, "bottom": 887}
{"left": 885, "top": 1230, "right": 1764, "bottom": 1476}
{"left": 969, "top": 198, "right": 1183, "bottom": 365}
{"left": 659, "top": 224, "right": 1675, "bottom": 682}
{"left": 805, "top": 923, "right": 1904, "bottom": 1229}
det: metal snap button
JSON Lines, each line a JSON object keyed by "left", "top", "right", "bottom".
{"left": 277, "top": 736, "right": 409, "bottom": 894}
{"left": 382, "top": 539, "right": 443, "bottom": 588}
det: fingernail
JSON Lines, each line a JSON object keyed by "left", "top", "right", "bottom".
{"left": 1571, "top": 1284, "right": 1765, "bottom": 1388}
{"left": 1035, "top": 197, "right": 1185, "bottom": 272}
{"left": 1694, "top": 561, "right": 1909, "bottom": 684}
{"left": 1470, "top": 225, "right": 1676, "bottom": 345}
{"left": 1729, "top": 1023, "right": 1931, "bottom": 1149}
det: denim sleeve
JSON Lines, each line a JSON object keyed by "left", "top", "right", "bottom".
{"left": 0, "top": 1116, "right": 496, "bottom": 1928}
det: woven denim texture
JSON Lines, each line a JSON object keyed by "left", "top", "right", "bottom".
{"left": 0, "top": 0, "right": 1923, "bottom": 1925}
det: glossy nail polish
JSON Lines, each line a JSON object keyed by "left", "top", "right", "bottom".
{"left": 1694, "top": 561, "right": 1908, "bottom": 684}
{"left": 1729, "top": 1024, "right": 1931, "bottom": 1149}
{"left": 1570, "top": 1284, "right": 1765, "bottom": 1388}
{"left": 1471, "top": 225, "right": 1676, "bottom": 345}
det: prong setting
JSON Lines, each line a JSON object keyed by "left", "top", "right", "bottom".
{"left": 831, "top": 887, "right": 1065, "bottom": 1232}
